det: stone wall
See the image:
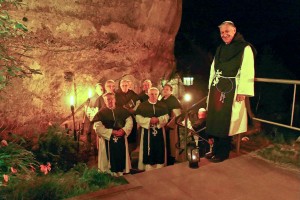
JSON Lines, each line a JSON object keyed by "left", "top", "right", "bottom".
{"left": 0, "top": 0, "right": 182, "bottom": 134}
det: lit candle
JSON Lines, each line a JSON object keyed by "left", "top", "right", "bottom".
{"left": 70, "top": 95, "right": 76, "bottom": 141}
{"left": 88, "top": 88, "right": 92, "bottom": 99}
{"left": 70, "top": 95, "right": 75, "bottom": 107}
{"left": 70, "top": 95, "right": 75, "bottom": 115}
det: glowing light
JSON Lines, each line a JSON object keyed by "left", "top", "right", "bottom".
{"left": 184, "top": 93, "right": 192, "bottom": 102}
{"left": 88, "top": 88, "right": 93, "bottom": 98}
{"left": 70, "top": 96, "right": 75, "bottom": 106}
{"left": 183, "top": 77, "right": 194, "bottom": 86}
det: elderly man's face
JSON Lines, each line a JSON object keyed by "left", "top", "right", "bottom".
{"left": 162, "top": 85, "right": 172, "bottom": 98}
{"left": 105, "top": 82, "right": 115, "bottom": 93}
{"left": 219, "top": 24, "right": 236, "bottom": 44}
{"left": 120, "top": 81, "right": 129, "bottom": 93}
{"left": 148, "top": 89, "right": 159, "bottom": 103}
{"left": 143, "top": 81, "right": 152, "bottom": 92}
{"left": 104, "top": 94, "right": 116, "bottom": 109}
{"left": 127, "top": 80, "right": 133, "bottom": 89}
{"left": 95, "top": 85, "right": 104, "bottom": 96}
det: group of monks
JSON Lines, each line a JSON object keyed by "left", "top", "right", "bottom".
{"left": 85, "top": 79, "right": 183, "bottom": 177}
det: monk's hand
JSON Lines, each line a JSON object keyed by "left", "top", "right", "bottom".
{"left": 112, "top": 130, "right": 119, "bottom": 136}
{"left": 236, "top": 94, "right": 246, "bottom": 102}
{"left": 150, "top": 117, "right": 159, "bottom": 125}
{"left": 117, "top": 129, "right": 125, "bottom": 137}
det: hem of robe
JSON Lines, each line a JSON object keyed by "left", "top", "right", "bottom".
{"left": 138, "top": 128, "right": 167, "bottom": 170}
{"left": 98, "top": 136, "right": 131, "bottom": 174}
{"left": 228, "top": 90, "right": 248, "bottom": 136}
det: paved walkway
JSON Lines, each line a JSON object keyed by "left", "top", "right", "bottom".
{"left": 72, "top": 153, "right": 300, "bottom": 200}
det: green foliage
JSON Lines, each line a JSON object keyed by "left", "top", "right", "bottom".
{"left": 0, "top": 0, "right": 42, "bottom": 91}
{"left": 0, "top": 135, "right": 128, "bottom": 199}
{"left": 260, "top": 126, "right": 300, "bottom": 145}
{"left": 33, "top": 125, "right": 80, "bottom": 172}
{"left": 0, "top": 165, "right": 128, "bottom": 200}
{"left": 257, "top": 144, "right": 300, "bottom": 168}
{"left": 254, "top": 128, "right": 300, "bottom": 169}
{"left": 0, "top": 142, "right": 40, "bottom": 185}
{"left": 80, "top": 167, "right": 127, "bottom": 189}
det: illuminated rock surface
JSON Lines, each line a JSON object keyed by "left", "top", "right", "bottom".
{"left": 0, "top": 0, "right": 182, "bottom": 133}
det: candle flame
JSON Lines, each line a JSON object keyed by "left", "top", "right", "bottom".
{"left": 88, "top": 88, "right": 93, "bottom": 98}
{"left": 70, "top": 96, "right": 75, "bottom": 106}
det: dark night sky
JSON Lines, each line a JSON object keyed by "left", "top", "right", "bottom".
{"left": 175, "top": 0, "right": 300, "bottom": 81}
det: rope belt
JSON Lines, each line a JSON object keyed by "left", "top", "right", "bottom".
{"left": 212, "top": 70, "right": 235, "bottom": 103}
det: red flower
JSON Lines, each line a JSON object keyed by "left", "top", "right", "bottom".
{"left": 46, "top": 162, "right": 51, "bottom": 171}
{"left": 10, "top": 167, "right": 17, "bottom": 174}
{"left": 3, "top": 174, "right": 9, "bottom": 182}
{"left": 40, "top": 162, "right": 51, "bottom": 175}
{"left": 40, "top": 165, "right": 48, "bottom": 175}
{"left": 1, "top": 140, "right": 8, "bottom": 147}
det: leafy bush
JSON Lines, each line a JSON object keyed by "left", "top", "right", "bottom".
{"left": 0, "top": 132, "right": 128, "bottom": 199}
{"left": 80, "top": 167, "right": 127, "bottom": 189}
{"left": 0, "top": 141, "right": 40, "bottom": 186}
{"left": 0, "top": 164, "right": 128, "bottom": 200}
{"left": 254, "top": 127, "right": 300, "bottom": 169}
{"left": 33, "top": 125, "right": 80, "bottom": 172}
{"left": 257, "top": 143, "right": 300, "bottom": 168}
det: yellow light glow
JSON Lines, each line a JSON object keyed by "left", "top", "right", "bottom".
{"left": 184, "top": 93, "right": 192, "bottom": 102}
{"left": 88, "top": 88, "right": 93, "bottom": 98}
{"left": 70, "top": 95, "right": 75, "bottom": 106}
{"left": 183, "top": 77, "right": 194, "bottom": 86}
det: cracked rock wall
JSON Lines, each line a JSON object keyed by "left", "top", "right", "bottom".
{"left": 0, "top": 0, "right": 182, "bottom": 134}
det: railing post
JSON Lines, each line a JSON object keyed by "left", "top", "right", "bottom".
{"left": 291, "top": 84, "right": 297, "bottom": 126}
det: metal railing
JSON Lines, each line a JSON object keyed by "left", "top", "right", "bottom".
{"left": 253, "top": 78, "right": 300, "bottom": 132}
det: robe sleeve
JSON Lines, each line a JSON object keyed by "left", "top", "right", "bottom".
{"left": 136, "top": 115, "right": 151, "bottom": 129}
{"left": 208, "top": 59, "right": 216, "bottom": 89}
{"left": 181, "top": 118, "right": 194, "bottom": 130}
{"left": 207, "top": 59, "right": 215, "bottom": 108}
{"left": 122, "top": 116, "right": 133, "bottom": 136}
{"left": 166, "top": 108, "right": 181, "bottom": 129}
{"left": 172, "top": 108, "right": 182, "bottom": 117}
{"left": 156, "top": 113, "right": 169, "bottom": 129}
{"left": 237, "top": 45, "right": 255, "bottom": 96}
{"left": 93, "top": 121, "right": 112, "bottom": 140}
{"left": 133, "top": 100, "right": 141, "bottom": 111}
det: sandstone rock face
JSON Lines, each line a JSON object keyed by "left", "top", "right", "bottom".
{"left": 0, "top": 0, "right": 182, "bottom": 133}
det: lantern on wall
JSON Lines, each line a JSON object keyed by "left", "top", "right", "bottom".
{"left": 183, "top": 76, "right": 194, "bottom": 86}
{"left": 187, "top": 141, "right": 200, "bottom": 168}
